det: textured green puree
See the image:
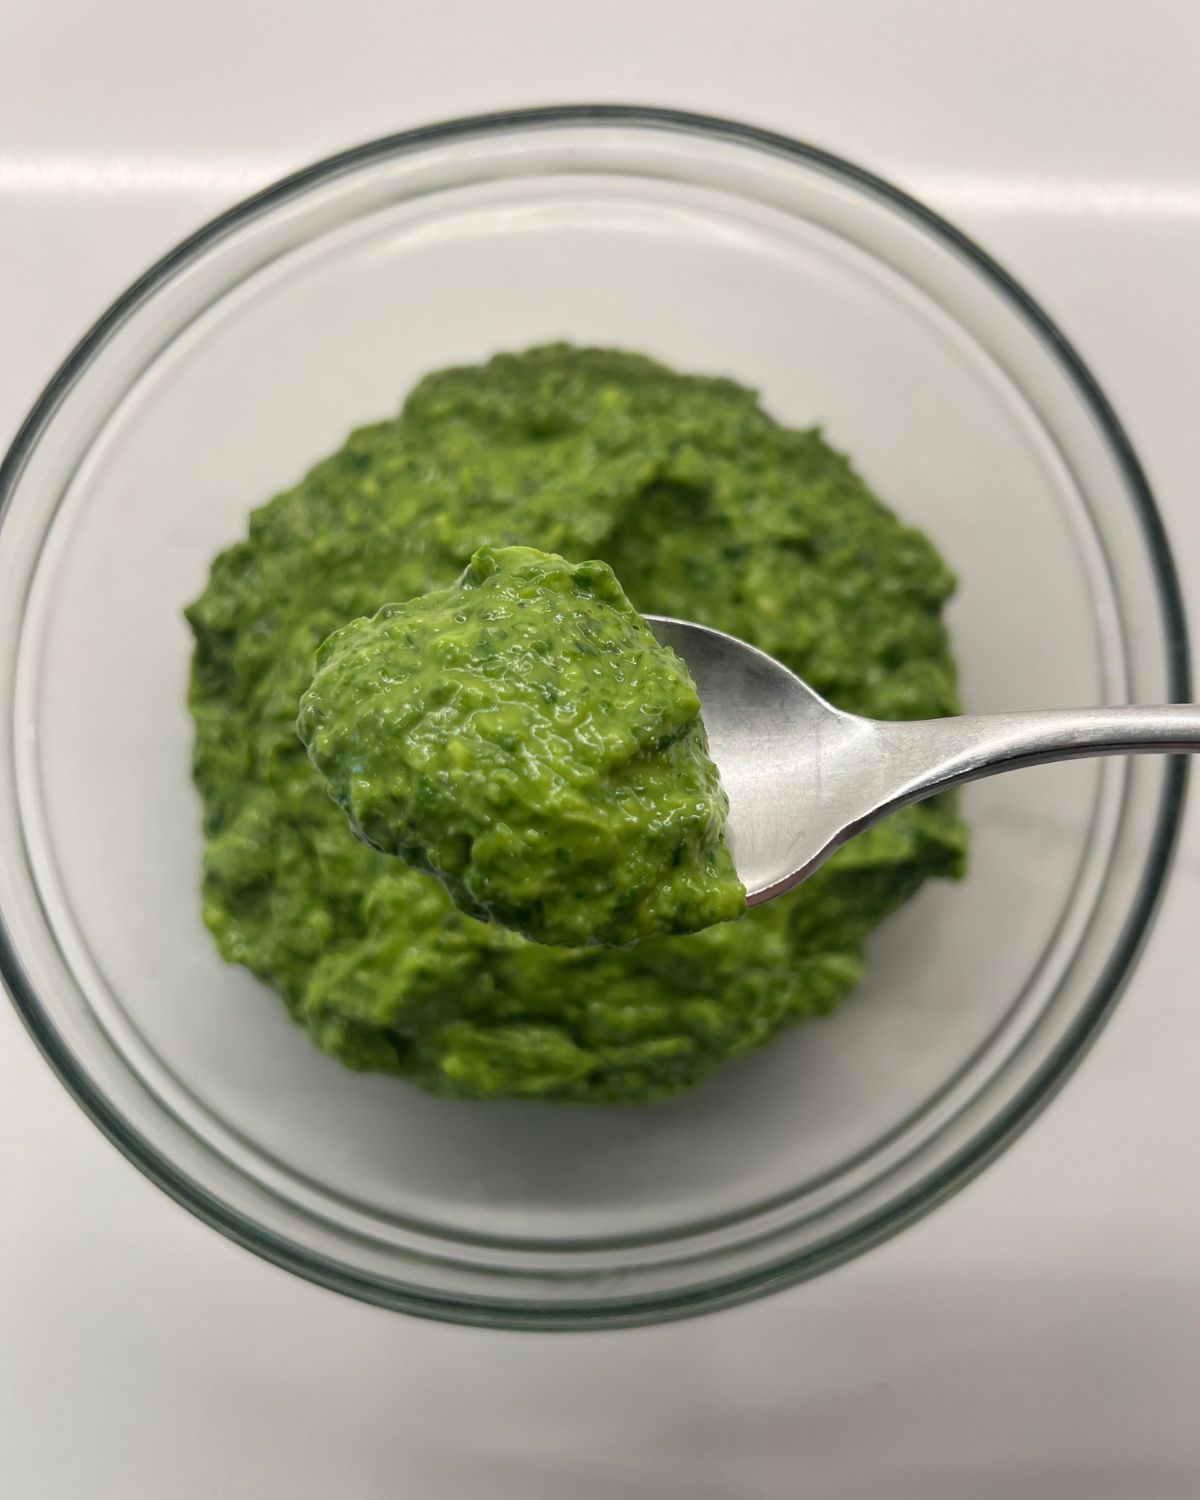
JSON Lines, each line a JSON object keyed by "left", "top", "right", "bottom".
{"left": 298, "top": 544, "right": 745, "bottom": 948}
{"left": 186, "top": 345, "right": 966, "bottom": 1102}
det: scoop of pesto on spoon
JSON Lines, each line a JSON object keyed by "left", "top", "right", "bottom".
{"left": 298, "top": 545, "right": 746, "bottom": 948}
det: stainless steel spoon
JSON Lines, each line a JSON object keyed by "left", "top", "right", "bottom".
{"left": 649, "top": 616, "right": 1199, "bottom": 906}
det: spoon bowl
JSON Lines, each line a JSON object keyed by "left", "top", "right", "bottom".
{"left": 650, "top": 615, "right": 1200, "bottom": 904}
{"left": 649, "top": 617, "right": 864, "bottom": 902}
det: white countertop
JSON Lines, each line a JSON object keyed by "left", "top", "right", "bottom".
{"left": 3, "top": 4, "right": 1199, "bottom": 1496}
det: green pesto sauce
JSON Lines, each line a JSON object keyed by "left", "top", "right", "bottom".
{"left": 298, "top": 544, "right": 745, "bottom": 947}
{"left": 186, "top": 345, "right": 966, "bottom": 1102}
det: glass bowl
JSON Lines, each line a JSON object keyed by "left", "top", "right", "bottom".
{"left": 0, "top": 107, "right": 1188, "bottom": 1329}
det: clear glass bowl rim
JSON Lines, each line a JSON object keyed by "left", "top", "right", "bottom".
{"left": 0, "top": 104, "right": 1190, "bottom": 1329}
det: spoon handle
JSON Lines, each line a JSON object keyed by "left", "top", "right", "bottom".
{"left": 877, "top": 703, "right": 1200, "bottom": 802}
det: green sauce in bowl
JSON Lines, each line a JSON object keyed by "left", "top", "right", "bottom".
{"left": 187, "top": 344, "right": 965, "bottom": 1102}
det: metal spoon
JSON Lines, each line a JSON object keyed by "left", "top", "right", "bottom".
{"left": 649, "top": 616, "right": 1199, "bottom": 906}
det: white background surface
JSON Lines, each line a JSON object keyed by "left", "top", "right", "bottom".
{"left": 2, "top": 3, "right": 1199, "bottom": 1496}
